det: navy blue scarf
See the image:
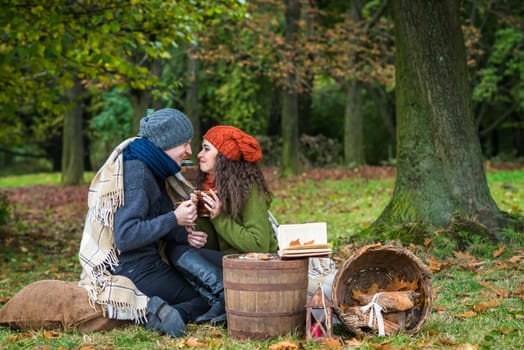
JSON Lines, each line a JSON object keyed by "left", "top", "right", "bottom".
{"left": 123, "top": 137, "right": 181, "bottom": 180}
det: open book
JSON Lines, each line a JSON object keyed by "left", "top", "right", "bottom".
{"left": 277, "top": 222, "right": 332, "bottom": 259}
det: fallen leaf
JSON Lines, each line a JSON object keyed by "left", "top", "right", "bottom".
{"left": 321, "top": 336, "right": 342, "bottom": 349}
{"left": 473, "top": 300, "right": 501, "bottom": 313}
{"left": 454, "top": 251, "right": 478, "bottom": 262}
{"left": 185, "top": 337, "right": 205, "bottom": 347}
{"left": 344, "top": 338, "right": 363, "bottom": 346}
{"left": 459, "top": 261, "right": 486, "bottom": 272}
{"left": 493, "top": 245, "right": 505, "bottom": 258}
{"left": 269, "top": 340, "right": 299, "bottom": 350}
{"left": 386, "top": 277, "right": 419, "bottom": 291}
{"left": 43, "top": 330, "right": 60, "bottom": 339}
{"left": 455, "top": 311, "right": 477, "bottom": 318}
{"left": 426, "top": 257, "right": 450, "bottom": 272}
{"left": 495, "top": 261, "right": 508, "bottom": 270}
{"left": 478, "top": 280, "right": 509, "bottom": 298}
{"left": 433, "top": 305, "right": 447, "bottom": 312}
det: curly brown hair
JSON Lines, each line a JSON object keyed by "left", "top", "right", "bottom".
{"left": 198, "top": 153, "right": 272, "bottom": 219}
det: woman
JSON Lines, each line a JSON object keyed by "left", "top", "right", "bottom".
{"left": 79, "top": 108, "right": 225, "bottom": 337}
{"left": 194, "top": 125, "right": 279, "bottom": 254}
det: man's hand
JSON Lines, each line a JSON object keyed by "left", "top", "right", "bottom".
{"left": 173, "top": 199, "right": 197, "bottom": 226}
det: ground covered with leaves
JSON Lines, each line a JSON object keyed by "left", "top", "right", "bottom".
{"left": 0, "top": 165, "right": 523, "bottom": 349}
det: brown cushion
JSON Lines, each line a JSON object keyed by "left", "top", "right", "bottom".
{"left": 0, "top": 280, "right": 131, "bottom": 333}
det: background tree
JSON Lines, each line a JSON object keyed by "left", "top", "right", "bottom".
{"left": 0, "top": 1, "right": 245, "bottom": 184}
{"left": 61, "top": 77, "right": 85, "bottom": 185}
{"left": 185, "top": 45, "right": 202, "bottom": 162}
{"left": 375, "top": 0, "right": 508, "bottom": 238}
{"left": 280, "top": 0, "right": 302, "bottom": 176}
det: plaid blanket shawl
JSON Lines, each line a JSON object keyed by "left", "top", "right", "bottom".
{"left": 78, "top": 137, "right": 148, "bottom": 322}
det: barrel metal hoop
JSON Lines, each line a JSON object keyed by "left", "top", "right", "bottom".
{"left": 227, "top": 309, "right": 304, "bottom": 317}
{"left": 224, "top": 281, "right": 307, "bottom": 291}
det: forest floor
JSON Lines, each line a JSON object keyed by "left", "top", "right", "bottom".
{"left": 1, "top": 163, "right": 523, "bottom": 349}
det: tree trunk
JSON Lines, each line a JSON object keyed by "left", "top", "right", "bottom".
{"left": 61, "top": 77, "right": 84, "bottom": 186}
{"left": 298, "top": 0, "right": 313, "bottom": 136}
{"left": 281, "top": 0, "right": 301, "bottom": 177}
{"left": 343, "top": 0, "right": 365, "bottom": 167}
{"left": 281, "top": 88, "right": 300, "bottom": 176}
{"left": 344, "top": 80, "right": 365, "bottom": 166}
{"left": 186, "top": 45, "right": 201, "bottom": 163}
{"left": 130, "top": 89, "right": 152, "bottom": 135}
{"left": 130, "top": 60, "right": 163, "bottom": 134}
{"left": 375, "top": 0, "right": 506, "bottom": 237}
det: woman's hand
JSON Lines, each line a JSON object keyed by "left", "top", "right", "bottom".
{"left": 202, "top": 189, "right": 221, "bottom": 219}
{"left": 173, "top": 199, "right": 197, "bottom": 226}
{"left": 186, "top": 227, "right": 208, "bottom": 248}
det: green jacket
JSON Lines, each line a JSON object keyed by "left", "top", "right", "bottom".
{"left": 197, "top": 184, "right": 278, "bottom": 254}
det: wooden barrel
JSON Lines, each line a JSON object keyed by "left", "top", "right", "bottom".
{"left": 223, "top": 254, "right": 309, "bottom": 339}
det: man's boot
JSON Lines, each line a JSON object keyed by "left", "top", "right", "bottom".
{"left": 174, "top": 249, "right": 226, "bottom": 325}
{"left": 145, "top": 296, "right": 186, "bottom": 337}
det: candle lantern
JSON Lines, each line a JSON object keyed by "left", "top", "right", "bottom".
{"left": 305, "top": 285, "right": 333, "bottom": 340}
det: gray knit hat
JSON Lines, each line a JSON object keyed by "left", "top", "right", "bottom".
{"left": 139, "top": 108, "right": 193, "bottom": 150}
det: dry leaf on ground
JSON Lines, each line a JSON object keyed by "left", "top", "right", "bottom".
{"left": 269, "top": 340, "right": 299, "bottom": 350}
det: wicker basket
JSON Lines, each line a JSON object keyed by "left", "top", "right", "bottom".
{"left": 332, "top": 244, "right": 432, "bottom": 336}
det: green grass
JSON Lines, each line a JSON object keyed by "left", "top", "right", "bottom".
{"left": 1, "top": 167, "right": 523, "bottom": 349}
{"left": 0, "top": 172, "right": 95, "bottom": 187}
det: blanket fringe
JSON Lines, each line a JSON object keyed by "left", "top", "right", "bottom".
{"left": 90, "top": 190, "right": 123, "bottom": 228}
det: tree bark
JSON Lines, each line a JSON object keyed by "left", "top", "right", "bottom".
{"left": 281, "top": 0, "right": 301, "bottom": 177}
{"left": 130, "top": 59, "right": 163, "bottom": 134}
{"left": 130, "top": 89, "right": 152, "bottom": 135}
{"left": 343, "top": 0, "right": 366, "bottom": 167}
{"left": 281, "top": 88, "right": 300, "bottom": 176}
{"left": 186, "top": 45, "right": 201, "bottom": 163}
{"left": 61, "top": 77, "right": 84, "bottom": 186}
{"left": 344, "top": 80, "right": 365, "bottom": 166}
{"left": 375, "top": 0, "right": 506, "bottom": 236}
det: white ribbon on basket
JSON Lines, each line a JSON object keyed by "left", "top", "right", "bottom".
{"left": 360, "top": 292, "right": 385, "bottom": 336}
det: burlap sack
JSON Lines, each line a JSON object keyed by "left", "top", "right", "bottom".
{"left": 0, "top": 280, "right": 130, "bottom": 333}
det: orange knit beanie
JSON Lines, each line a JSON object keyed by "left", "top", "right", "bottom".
{"left": 203, "top": 126, "right": 262, "bottom": 163}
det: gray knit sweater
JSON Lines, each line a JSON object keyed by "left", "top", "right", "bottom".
{"left": 114, "top": 159, "right": 188, "bottom": 263}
